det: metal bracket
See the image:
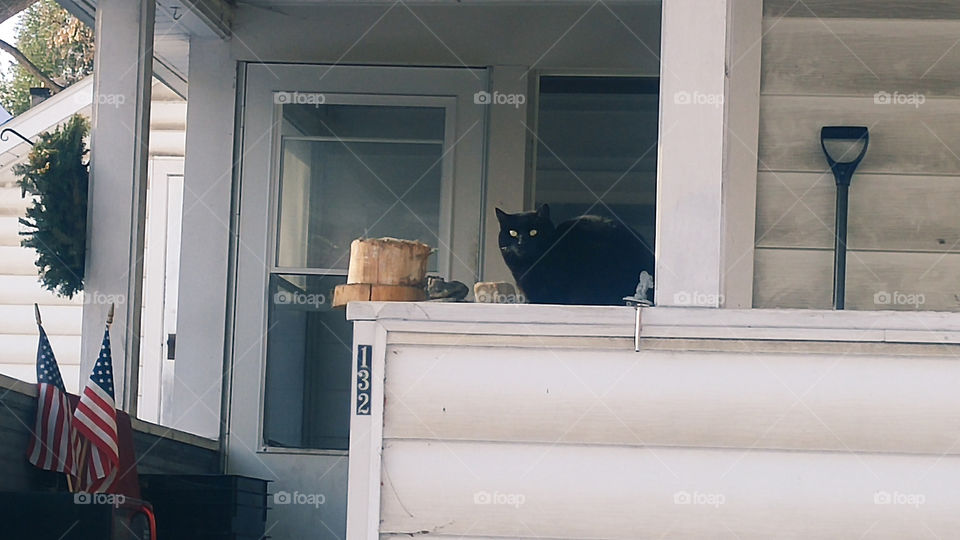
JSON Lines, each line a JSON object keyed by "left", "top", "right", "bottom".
{"left": 624, "top": 270, "right": 653, "bottom": 351}
{"left": 0, "top": 128, "right": 34, "bottom": 146}
{"left": 622, "top": 303, "right": 649, "bottom": 352}
{"left": 635, "top": 306, "right": 642, "bottom": 351}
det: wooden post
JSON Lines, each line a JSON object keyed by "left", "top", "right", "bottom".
{"left": 82, "top": 0, "right": 154, "bottom": 414}
{"left": 656, "top": 0, "right": 763, "bottom": 308}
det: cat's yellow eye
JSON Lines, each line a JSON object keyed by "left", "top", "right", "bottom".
{"left": 509, "top": 230, "right": 519, "bottom": 237}
{"left": 529, "top": 229, "right": 538, "bottom": 237}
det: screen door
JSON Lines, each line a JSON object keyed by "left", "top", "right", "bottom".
{"left": 229, "top": 64, "right": 486, "bottom": 471}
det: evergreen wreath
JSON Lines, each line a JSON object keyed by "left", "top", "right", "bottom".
{"left": 16, "top": 114, "right": 89, "bottom": 298}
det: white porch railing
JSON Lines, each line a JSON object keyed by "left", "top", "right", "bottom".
{"left": 346, "top": 302, "right": 960, "bottom": 539}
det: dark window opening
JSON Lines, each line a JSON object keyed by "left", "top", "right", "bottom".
{"left": 534, "top": 75, "right": 659, "bottom": 247}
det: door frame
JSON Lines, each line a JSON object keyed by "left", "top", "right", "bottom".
{"left": 228, "top": 63, "right": 488, "bottom": 465}
{"left": 138, "top": 156, "right": 184, "bottom": 424}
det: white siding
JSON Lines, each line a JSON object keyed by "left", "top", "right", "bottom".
{"left": 383, "top": 344, "right": 960, "bottom": 455}
{"left": 381, "top": 442, "right": 960, "bottom": 539}
{"left": 753, "top": 16, "right": 960, "bottom": 310}
{"left": 346, "top": 303, "right": 960, "bottom": 539}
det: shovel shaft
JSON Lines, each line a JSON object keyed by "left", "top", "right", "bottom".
{"left": 821, "top": 126, "right": 868, "bottom": 311}
{"left": 833, "top": 184, "right": 850, "bottom": 310}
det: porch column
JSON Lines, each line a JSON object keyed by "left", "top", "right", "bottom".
{"left": 169, "top": 38, "right": 235, "bottom": 438}
{"left": 655, "top": 0, "right": 762, "bottom": 308}
{"left": 81, "top": 0, "right": 155, "bottom": 412}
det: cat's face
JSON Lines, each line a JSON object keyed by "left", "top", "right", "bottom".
{"left": 495, "top": 205, "right": 556, "bottom": 262}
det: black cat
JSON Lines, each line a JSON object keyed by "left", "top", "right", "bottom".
{"left": 495, "top": 205, "right": 655, "bottom": 305}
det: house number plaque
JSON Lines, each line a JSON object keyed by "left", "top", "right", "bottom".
{"left": 356, "top": 344, "right": 372, "bottom": 415}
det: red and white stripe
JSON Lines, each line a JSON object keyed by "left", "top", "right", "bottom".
{"left": 26, "top": 382, "right": 77, "bottom": 474}
{"left": 82, "top": 448, "right": 117, "bottom": 492}
{"left": 73, "top": 379, "right": 119, "bottom": 480}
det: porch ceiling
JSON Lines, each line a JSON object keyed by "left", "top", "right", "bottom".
{"left": 56, "top": 0, "right": 234, "bottom": 97}
{"left": 764, "top": 0, "right": 960, "bottom": 20}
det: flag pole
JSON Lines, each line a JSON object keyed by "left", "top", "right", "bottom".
{"left": 75, "top": 439, "right": 88, "bottom": 491}
{"left": 77, "top": 304, "right": 115, "bottom": 491}
{"left": 36, "top": 303, "right": 77, "bottom": 493}
{"left": 60, "top": 309, "right": 73, "bottom": 492}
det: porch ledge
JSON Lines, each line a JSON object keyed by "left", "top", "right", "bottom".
{"left": 0, "top": 372, "right": 218, "bottom": 451}
{"left": 346, "top": 301, "right": 960, "bottom": 345}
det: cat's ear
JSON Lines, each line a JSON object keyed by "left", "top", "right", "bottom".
{"left": 537, "top": 204, "right": 550, "bottom": 221}
{"left": 495, "top": 207, "right": 508, "bottom": 223}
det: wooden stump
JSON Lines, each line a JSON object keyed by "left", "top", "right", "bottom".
{"left": 332, "top": 283, "right": 426, "bottom": 306}
{"left": 333, "top": 238, "right": 432, "bottom": 307}
{"left": 346, "top": 237, "right": 432, "bottom": 286}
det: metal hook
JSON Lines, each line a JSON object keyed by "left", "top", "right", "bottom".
{"left": 1, "top": 128, "right": 34, "bottom": 146}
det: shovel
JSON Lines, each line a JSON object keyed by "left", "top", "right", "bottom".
{"left": 820, "top": 126, "right": 869, "bottom": 310}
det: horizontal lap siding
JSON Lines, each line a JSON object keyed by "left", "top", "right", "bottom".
{"left": 378, "top": 339, "right": 960, "bottom": 539}
{"left": 758, "top": 97, "right": 960, "bottom": 175}
{"left": 754, "top": 17, "right": 960, "bottom": 309}
{"left": 380, "top": 440, "right": 960, "bottom": 539}
{"left": 383, "top": 344, "right": 960, "bottom": 455}
{"left": 756, "top": 172, "right": 960, "bottom": 252}
{"left": 763, "top": 1, "right": 960, "bottom": 20}
{"left": 754, "top": 248, "right": 960, "bottom": 310}
{"left": 760, "top": 19, "right": 960, "bottom": 98}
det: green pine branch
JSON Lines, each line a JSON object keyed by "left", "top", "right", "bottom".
{"left": 15, "top": 114, "right": 89, "bottom": 298}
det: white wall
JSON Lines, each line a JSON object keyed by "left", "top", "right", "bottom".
{"left": 348, "top": 302, "right": 960, "bottom": 539}
{"left": 753, "top": 16, "right": 960, "bottom": 310}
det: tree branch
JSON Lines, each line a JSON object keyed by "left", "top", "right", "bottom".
{"left": 0, "top": 38, "right": 65, "bottom": 94}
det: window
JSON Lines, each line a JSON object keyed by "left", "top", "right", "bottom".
{"left": 533, "top": 75, "right": 659, "bottom": 245}
{"left": 263, "top": 99, "right": 448, "bottom": 450}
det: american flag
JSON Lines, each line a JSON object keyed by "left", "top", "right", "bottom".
{"left": 25, "top": 326, "right": 78, "bottom": 475}
{"left": 72, "top": 326, "right": 119, "bottom": 490}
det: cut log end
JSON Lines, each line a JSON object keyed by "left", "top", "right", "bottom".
{"left": 332, "top": 283, "right": 426, "bottom": 308}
